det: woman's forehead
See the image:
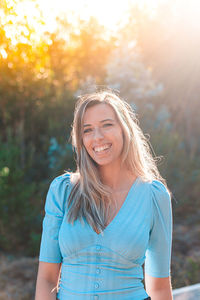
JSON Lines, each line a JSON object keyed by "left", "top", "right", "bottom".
{"left": 83, "top": 103, "right": 117, "bottom": 123}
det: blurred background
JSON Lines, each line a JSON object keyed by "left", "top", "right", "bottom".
{"left": 0, "top": 0, "right": 200, "bottom": 299}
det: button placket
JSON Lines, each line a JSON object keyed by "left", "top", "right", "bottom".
{"left": 96, "top": 267, "right": 101, "bottom": 274}
{"left": 94, "top": 244, "right": 102, "bottom": 298}
{"left": 94, "top": 282, "right": 99, "bottom": 289}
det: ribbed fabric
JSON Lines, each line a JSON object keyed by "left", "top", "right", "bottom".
{"left": 39, "top": 173, "right": 172, "bottom": 300}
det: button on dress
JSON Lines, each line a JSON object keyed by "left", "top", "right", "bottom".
{"left": 39, "top": 173, "right": 172, "bottom": 300}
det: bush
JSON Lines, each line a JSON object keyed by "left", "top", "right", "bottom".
{"left": 0, "top": 134, "right": 41, "bottom": 255}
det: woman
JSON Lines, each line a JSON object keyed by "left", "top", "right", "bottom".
{"left": 35, "top": 91, "right": 173, "bottom": 300}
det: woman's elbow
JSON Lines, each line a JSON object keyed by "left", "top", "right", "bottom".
{"left": 145, "top": 274, "right": 172, "bottom": 300}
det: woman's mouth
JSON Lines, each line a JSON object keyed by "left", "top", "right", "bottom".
{"left": 93, "top": 143, "right": 112, "bottom": 154}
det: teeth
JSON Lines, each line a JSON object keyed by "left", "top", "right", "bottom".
{"left": 94, "top": 144, "right": 111, "bottom": 152}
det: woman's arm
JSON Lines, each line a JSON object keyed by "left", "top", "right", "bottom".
{"left": 144, "top": 273, "right": 173, "bottom": 300}
{"left": 35, "top": 261, "right": 61, "bottom": 300}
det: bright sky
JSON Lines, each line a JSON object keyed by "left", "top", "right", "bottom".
{"left": 1, "top": 0, "right": 167, "bottom": 45}
{"left": 38, "top": 0, "right": 166, "bottom": 32}
{"left": 1, "top": 0, "right": 200, "bottom": 46}
{"left": 38, "top": 0, "right": 200, "bottom": 31}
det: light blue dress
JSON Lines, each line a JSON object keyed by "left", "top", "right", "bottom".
{"left": 39, "top": 173, "right": 172, "bottom": 300}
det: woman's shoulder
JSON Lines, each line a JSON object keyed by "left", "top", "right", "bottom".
{"left": 150, "top": 179, "right": 169, "bottom": 194}
{"left": 146, "top": 179, "right": 171, "bottom": 213}
{"left": 45, "top": 172, "right": 78, "bottom": 212}
{"left": 139, "top": 177, "right": 171, "bottom": 203}
{"left": 49, "top": 171, "right": 80, "bottom": 191}
{"left": 50, "top": 172, "right": 71, "bottom": 188}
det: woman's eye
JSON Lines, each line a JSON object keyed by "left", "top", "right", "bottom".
{"left": 103, "top": 123, "right": 113, "bottom": 127}
{"left": 83, "top": 128, "right": 92, "bottom": 134}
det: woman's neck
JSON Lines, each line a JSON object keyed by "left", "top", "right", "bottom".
{"left": 99, "top": 163, "right": 136, "bottom": 191}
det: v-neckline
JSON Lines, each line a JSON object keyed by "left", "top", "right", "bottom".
{"left": 92, "top": 177, "right": 140, "bottom": 236}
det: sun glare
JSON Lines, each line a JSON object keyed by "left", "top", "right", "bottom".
{"left": 172, "top": 0, "right": 200, "bottom": 30}
{"left": 2, "top": 0, "right": 162, "bottom": 45}
{"left": 1, "top": 0, "right": 200, "bottom": 46}
{"left": 37, "top": 0, "right": 166, "bottom": 33}
{"left": 2, "top": 0, "right": 45, "bottom": 45}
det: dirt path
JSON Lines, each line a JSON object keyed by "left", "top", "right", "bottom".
{"left": 0, "top": 253, "right": 38, "bottom": 300}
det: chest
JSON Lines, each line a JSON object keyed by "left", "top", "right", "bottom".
{"left": 105, "top": 191, "right": 129, "bottom": 226}
{"left": 59, "top": 187, "right": 152, "bottom": 262}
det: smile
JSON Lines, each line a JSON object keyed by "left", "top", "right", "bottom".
{"left": 93, "top": 143, "right": 112, "bottom": 153}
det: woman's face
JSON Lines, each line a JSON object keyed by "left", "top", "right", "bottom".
{"left": 82, "top": 103, "right": 124, "bottom": 167}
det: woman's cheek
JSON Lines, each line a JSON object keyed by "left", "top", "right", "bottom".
{"left": 83, "top": 136, "right": 89, "bottom": 149}
{"left": 83, "top": 138, "right": 92, "bottom": 155}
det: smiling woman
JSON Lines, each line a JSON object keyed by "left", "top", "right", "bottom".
{"left": 35, "top": 90, "right": 173, "bottom": 300}
{"left": 82, "top": 103, "right": 124, "bottom": 167}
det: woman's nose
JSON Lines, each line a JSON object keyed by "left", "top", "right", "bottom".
{"left": 93, "top": 128, "right": 104, "bottom": 140}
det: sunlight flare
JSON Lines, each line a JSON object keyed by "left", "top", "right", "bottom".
{"left": 1, "top": 0, "right": 200, "bottom": 46}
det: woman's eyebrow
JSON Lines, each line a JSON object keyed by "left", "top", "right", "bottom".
{"left": 100, "top": 118, "right": 115, "bottom": 123}
{"left": 83, "top": 124, "right": 92, "bottom": 127}
{"left": 83, "top": 119, "right": 115, "bottom": 127}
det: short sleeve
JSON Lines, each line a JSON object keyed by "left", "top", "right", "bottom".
{"left": 144, "top": 180, "right": 173, "bottom": 278}
{"left": 39, "top": 174, "right": 71, "bottom": 263}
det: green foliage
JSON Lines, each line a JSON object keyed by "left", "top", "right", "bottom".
{"left": 148, "top": 126, "right": 200, "bottom": 219}
{"left": 0, "top": 133, "right": 41, "bottom": 254}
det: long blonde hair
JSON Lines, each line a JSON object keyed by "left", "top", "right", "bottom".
{"left": 67, "top": 90, "right": 165, "bottom": 234}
